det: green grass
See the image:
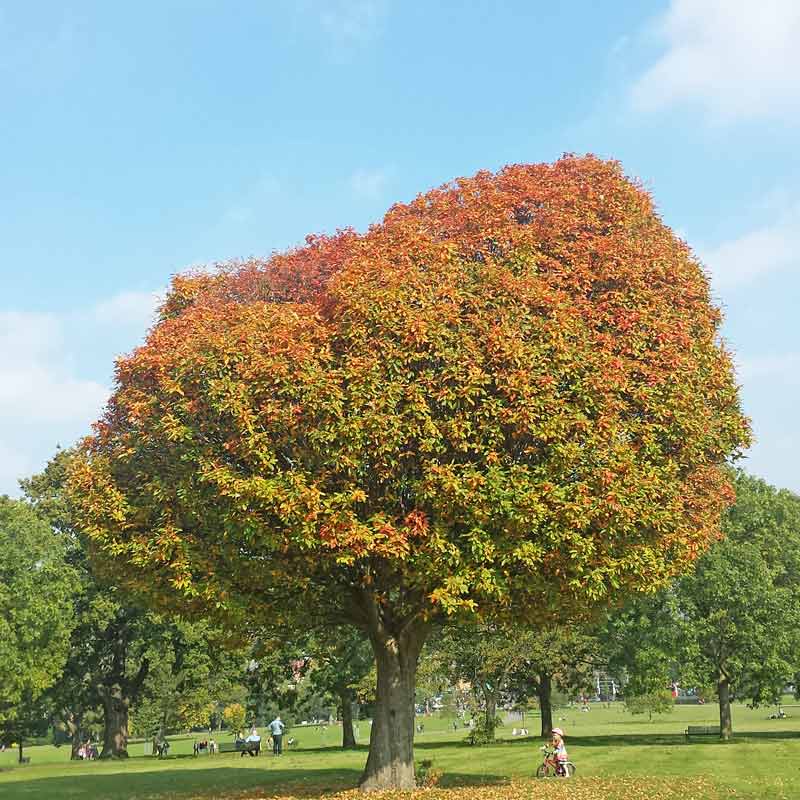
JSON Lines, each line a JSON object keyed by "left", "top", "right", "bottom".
{"left": 1, "top": 703, "right": 799, "bottom": 799}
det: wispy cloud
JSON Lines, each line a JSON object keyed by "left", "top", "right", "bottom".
{"left": 737, "top": 352, "right": 800, "bottom": 383}
{"left": 349, "top": 166, "right": 393, "bottom": 200}
{"left": 218, "top": 174, "right": 281, "bottom": 230}
{"left": 92, "top": 288, "right": 163, "bottom": 328}
{"left": 700, "top": 203, "right": 800, "bottom": 289}
{"left": 317, "top": 0, "right": 388, "bottom": 47}
{"left": 631, "top": 0, "right": 800, "bottom": 121}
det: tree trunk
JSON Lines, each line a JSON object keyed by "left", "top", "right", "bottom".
{"left": 538, "top": 672, "right": 553, "bottom": 738}
{"left": 341, "top": 690, "right": 357, "bottom": 749}
{"left": 99, "top": 686, "right": 130, "bottom": 758}
{"left": 484, "top": 691, "right": 497, "bottom": 741}
{"left": 359, "top": 620, "right": 428, "bottom": 791}
{"left": 69, "top": 717, "right": 84, "bottom": 761}
{"left": 17, "top": 739, "right": 24, "bottom": 764}
{"left": 718, "top": 676, "right": 732, "bottom": 741}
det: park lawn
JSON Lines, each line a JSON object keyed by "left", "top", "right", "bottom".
{"left": 1, "top": 703, "right": 798, "bottom": 800}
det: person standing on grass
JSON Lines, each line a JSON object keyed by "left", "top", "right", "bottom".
{"left": 268, "top": 715, "right": 285, "bottom": 755}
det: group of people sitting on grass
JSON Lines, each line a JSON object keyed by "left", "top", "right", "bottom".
{"left": 77, "top": 740, "right": 98, "bottom": 760}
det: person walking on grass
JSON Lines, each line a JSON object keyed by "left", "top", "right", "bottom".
{"left": 268, "top": 715, "right": 285, "bottom": 755}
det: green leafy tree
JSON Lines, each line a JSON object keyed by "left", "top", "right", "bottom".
{"left": 677, "top": 472, "right": 800, "bottom": 739}
{"left": 625, "top": 689, "right": 674, "bottom": 721}
{"left": 424, "top": 622, "right": 529, "bottom": 744}
{"left": 130, "top": 620, "right": 243, "bottom": 739}
{"left": 304, "top": 628, "right": 374, "bottom": 748}
{"left": 603, "top": 591, "right": 679, "bottom": 701}
{"left": 0, "top": 692, "right": 52, "bottom": 765}
{"left": 678, "top": 540, "right": 790, "bottom": 738}
{"left": 22, "top": 451, "right": 177, "bottom": 759}
{"left": 0, "top": 497, "right": 78, "bottom": 762}
{"left": 69, "top": 157, "right": 749, "bottom": 788}
{"left": 607, "top": 472, "right": 800, "bottom": 740}
{"left": 223, "top": 703, "right": 246, "bottom": 736}
{"left": 509, "top": 625, "right": 601, "bottom": 737}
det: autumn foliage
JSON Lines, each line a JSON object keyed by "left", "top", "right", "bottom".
{"left": 69, "top": 155, "right": 749, "bottom": 788}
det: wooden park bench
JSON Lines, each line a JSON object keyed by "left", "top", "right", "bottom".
{"left": 685, "top": 725, "right": 721, "bottom": 740}
{"left": 218, "top": 740, "right": 261, "bottom": 756}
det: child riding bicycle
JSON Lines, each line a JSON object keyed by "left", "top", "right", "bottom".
{"left": 547, "top": 727, "right": 569, "bottom": 776}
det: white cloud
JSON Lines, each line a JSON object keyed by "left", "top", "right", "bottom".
{"left": 0, "top": 286, "right": 162, "bottom": 496}
{"left": 632, "top": 0, "right": 800, "bottom": 121}
{"left": 0, "top": 439, "right": 37, "bottom": 500}
{"left": 92, "top": 289, "right": 162, "bottom": 328}
{"left": 736, "top": 352, "right": 800, "bottom": 493}
{"left": 0, "top": 311, "right": 108, "bottom": 422}
{"left": 700, "top": 203, "right": 800, "bottom": 289}
{"left": 0, "top": 310, "right": 109, "bottom": 495}
{"left": 349, "top": 166, "right": 393, "bottom": 199}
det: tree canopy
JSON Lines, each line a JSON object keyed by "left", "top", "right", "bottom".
{"left": 604, "top": 471, "right": 800, "bottom": 739}
{"left": 676, "top": 471, "right": 800, "bottom": 738}
{"left": 68, "top": 155, "right": 749, "bottom": 788}
{"left": 0, "top": 497, "right": 77, "bottom": 725}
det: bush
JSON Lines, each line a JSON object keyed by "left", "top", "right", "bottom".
{"left": 416, "top": 759, "right": 443, "bottom": 787}
{"left": 465, "top": 715, "right": 503, "bottom": 745}
{"left": 625, "top": 690, "right": 674, "bottom": 720}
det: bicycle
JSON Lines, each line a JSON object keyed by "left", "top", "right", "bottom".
{"left": 535, "top": 745, "right": 576, "bottom": 778}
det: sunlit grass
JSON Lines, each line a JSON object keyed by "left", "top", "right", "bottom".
{"left": 1, "top": 702, "right": 798, "bottom": 799}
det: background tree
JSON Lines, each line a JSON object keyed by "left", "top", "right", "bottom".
{"left": 223, "top": 703, "right": 246, "bottom": 736}
{"left": 0, "top": 497, "right": 77, "bottom": 762}
{"left": 130, "top": 620, "right": 243, "bottom": 741}
{"left": 424, "top": 622, "right": 525, "bottom": 744}
{"left": 0, "top": 693, "right": 52, "bottom": 765}
{"left": 69, "top": 156, "right": 750, "bottom": 789}
{"left": 606, "top": 471, "right": 800, "bottom": 740}
{"left": 677, "top": 472, "right": 800, "bottom": 739}
{"left": 603, "top": 592, "right": 679, "bottom": 704}
{"left": 677, "top": 540, "right": 790, "bottom": 739}
{"left": 509, "top": 626, "right": 601, "bottom": 737}
{"left": 22, "top": 451, "right": 180, "bottom": 759}
{"left": 305, "top": 629, "right": 374, "bottom": 748}
{"left": 20, "top": 450, "right": 99, "bottom": 758}
{"left": 624, "top": 689, "right": 674, "bottom": 721}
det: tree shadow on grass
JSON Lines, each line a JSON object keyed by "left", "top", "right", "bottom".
{"left": 0, "top": 766, "right": 508, "bottom": 800}
{"left": 561, "top": 730, "right": 800, "bottom": 747}
{"left": 413, "top": 729, "right": 800, "bottom": 751}
{"left": 2, "top": 766, "right": 357, "bottom": 800}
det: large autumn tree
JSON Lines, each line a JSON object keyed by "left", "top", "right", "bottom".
{"left": 69, "top": 156, "right": 749, "bottom": 789}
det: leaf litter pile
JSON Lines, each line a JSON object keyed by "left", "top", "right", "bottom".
{"left": 178, "top": 777, "right": 728, "bottom": 800}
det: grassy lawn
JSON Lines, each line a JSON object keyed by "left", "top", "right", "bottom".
{"left": 1, "top": 703, "right": 798, "bottom": 800}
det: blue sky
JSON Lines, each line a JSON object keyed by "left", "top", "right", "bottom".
{"left": 1, "top": 0, "right": 799, "bottom": 495}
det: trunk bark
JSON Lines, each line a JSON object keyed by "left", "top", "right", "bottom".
{"left": 538, "top": 672, "right": 553, "bottom": 738}
{"left": 69, "top": 719, "right": 84, "bottom": 761}
{"left": 359, "top": 620, "right": 428, "bottom": 791}
{"left": 484, "top": 691, "right": 497, "bottom": 741}
{"left": 718, "top": 677, "right": 732, "bottom": 741}
{"left": 341, "top": 691, "right": 357, "bottom": 749}
{"left": 17, "top": 739, "right": 24, "bottom": 764}
{"left": 99, "top": 686, "right": 130, "bottom": 758}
